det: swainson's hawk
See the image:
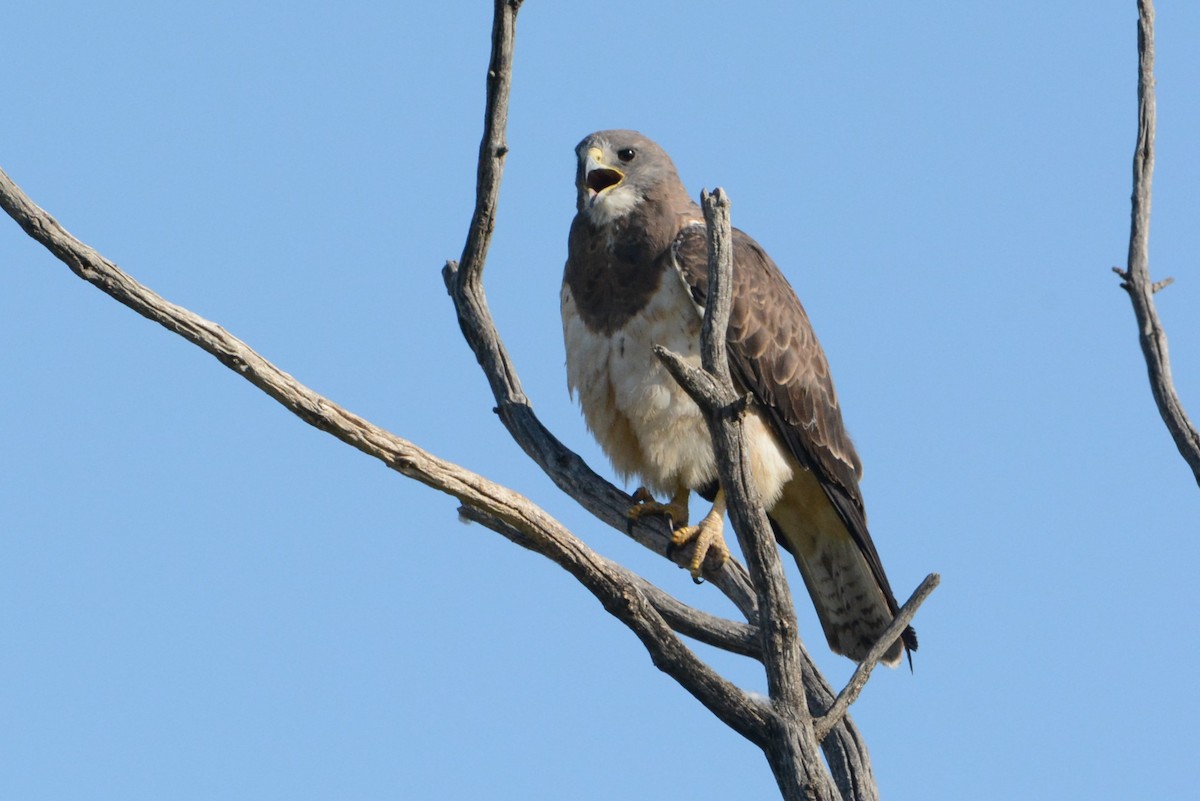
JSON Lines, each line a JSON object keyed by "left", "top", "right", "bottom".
{"left": 561, "top": 130, "right": 916, "bottom": 666}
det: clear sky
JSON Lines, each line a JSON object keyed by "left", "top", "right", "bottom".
{"left": 3, "top": 2, "right": 1199, "bottom": 799}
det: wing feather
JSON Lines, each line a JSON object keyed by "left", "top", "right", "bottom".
{"left": 671, "top": 224, "right": 914, "bottom": 652}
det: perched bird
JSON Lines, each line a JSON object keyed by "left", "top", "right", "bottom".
{"left": 560, "top": 130, "right": 916, "bottom": 666}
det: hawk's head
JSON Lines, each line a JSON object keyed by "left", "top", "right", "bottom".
{"left": 574, "top": 130, "right": 687, "bottom": 225}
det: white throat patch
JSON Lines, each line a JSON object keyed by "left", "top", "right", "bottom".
{"left": 584, "top": 184, "right": 641, "bottom": 226}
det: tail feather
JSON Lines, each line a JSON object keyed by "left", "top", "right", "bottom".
{"left": 767, "top": 474, "right": 915, "bottom": 667}
{"left": 784, "top": 522, "right": 906, "bottom": 666}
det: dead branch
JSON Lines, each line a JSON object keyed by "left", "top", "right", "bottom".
{"left": 1115, "top": 0, "right": 1200, "bottom": 485}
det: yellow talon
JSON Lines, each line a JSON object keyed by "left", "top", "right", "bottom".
{"left": 669, "top": 489, "right": 729, "bottom": 579}
{"left": 627, "top": 487, "right": 729, "bottom": 580}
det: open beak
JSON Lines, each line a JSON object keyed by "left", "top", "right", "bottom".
{"left": 584, "top": 147, "right": 624, "bottom": 197}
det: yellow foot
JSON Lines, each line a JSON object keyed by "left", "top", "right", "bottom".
{"left": 670, "top": 489, "right": 729, "bottom": 581}
{"left": 627, "top": 487, "right": 729, "bottom": 581}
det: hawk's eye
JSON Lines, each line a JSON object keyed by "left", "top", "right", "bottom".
{"left": 616, "top": 148, "right": 636, "bottom": 163}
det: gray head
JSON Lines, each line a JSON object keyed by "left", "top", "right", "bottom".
{"left": 574, "top": 130, "right": 691, "bottom": 224}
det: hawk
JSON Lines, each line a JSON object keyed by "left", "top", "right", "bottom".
{"left": 561, "top": 130, "right": 917, "bottom": 666}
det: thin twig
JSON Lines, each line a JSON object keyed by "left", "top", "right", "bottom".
{"left": 450, "top": 0, "right": 526, "bottom": 407}
{"left": 1117, "top": 0, "right": 1200, "bottom": 485}
{"left": 814, "top": 573, "right": 941, "bottom": 740}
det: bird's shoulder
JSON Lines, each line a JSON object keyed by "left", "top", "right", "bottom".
{"left": 668, "top": 222, "right": 865, "bottom": 496}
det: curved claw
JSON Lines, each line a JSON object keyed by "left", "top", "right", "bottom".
{"left": 626, "top": 487, "right": 729, "bottom": 581}
{"left": 626, "top": 487, "right": 690, "bottom": 540}
{"left": 669, "top": 488, "right": 729, "bottom": 580}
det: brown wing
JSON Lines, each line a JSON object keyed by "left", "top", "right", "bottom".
{"left": 671, "top": 224, "right": 915, "bottom": 654}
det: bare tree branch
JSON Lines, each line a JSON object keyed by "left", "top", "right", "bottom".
{"left": 700, "top": 189, "right": 736, "bottom": 387}
{"left": 1114, "top": 0, "right": 1200, "bottom": 485}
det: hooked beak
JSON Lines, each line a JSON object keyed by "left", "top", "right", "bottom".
{"left": 584, "top": 147, "right": 624, "bottom": 197}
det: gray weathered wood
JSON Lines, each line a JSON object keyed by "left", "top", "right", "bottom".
{"left": 1114, "top": 0, "right": 1200, "bottom": 486}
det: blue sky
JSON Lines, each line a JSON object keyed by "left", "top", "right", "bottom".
{"left": 3, "top": 2, "right": 1199, "bottom": 799}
